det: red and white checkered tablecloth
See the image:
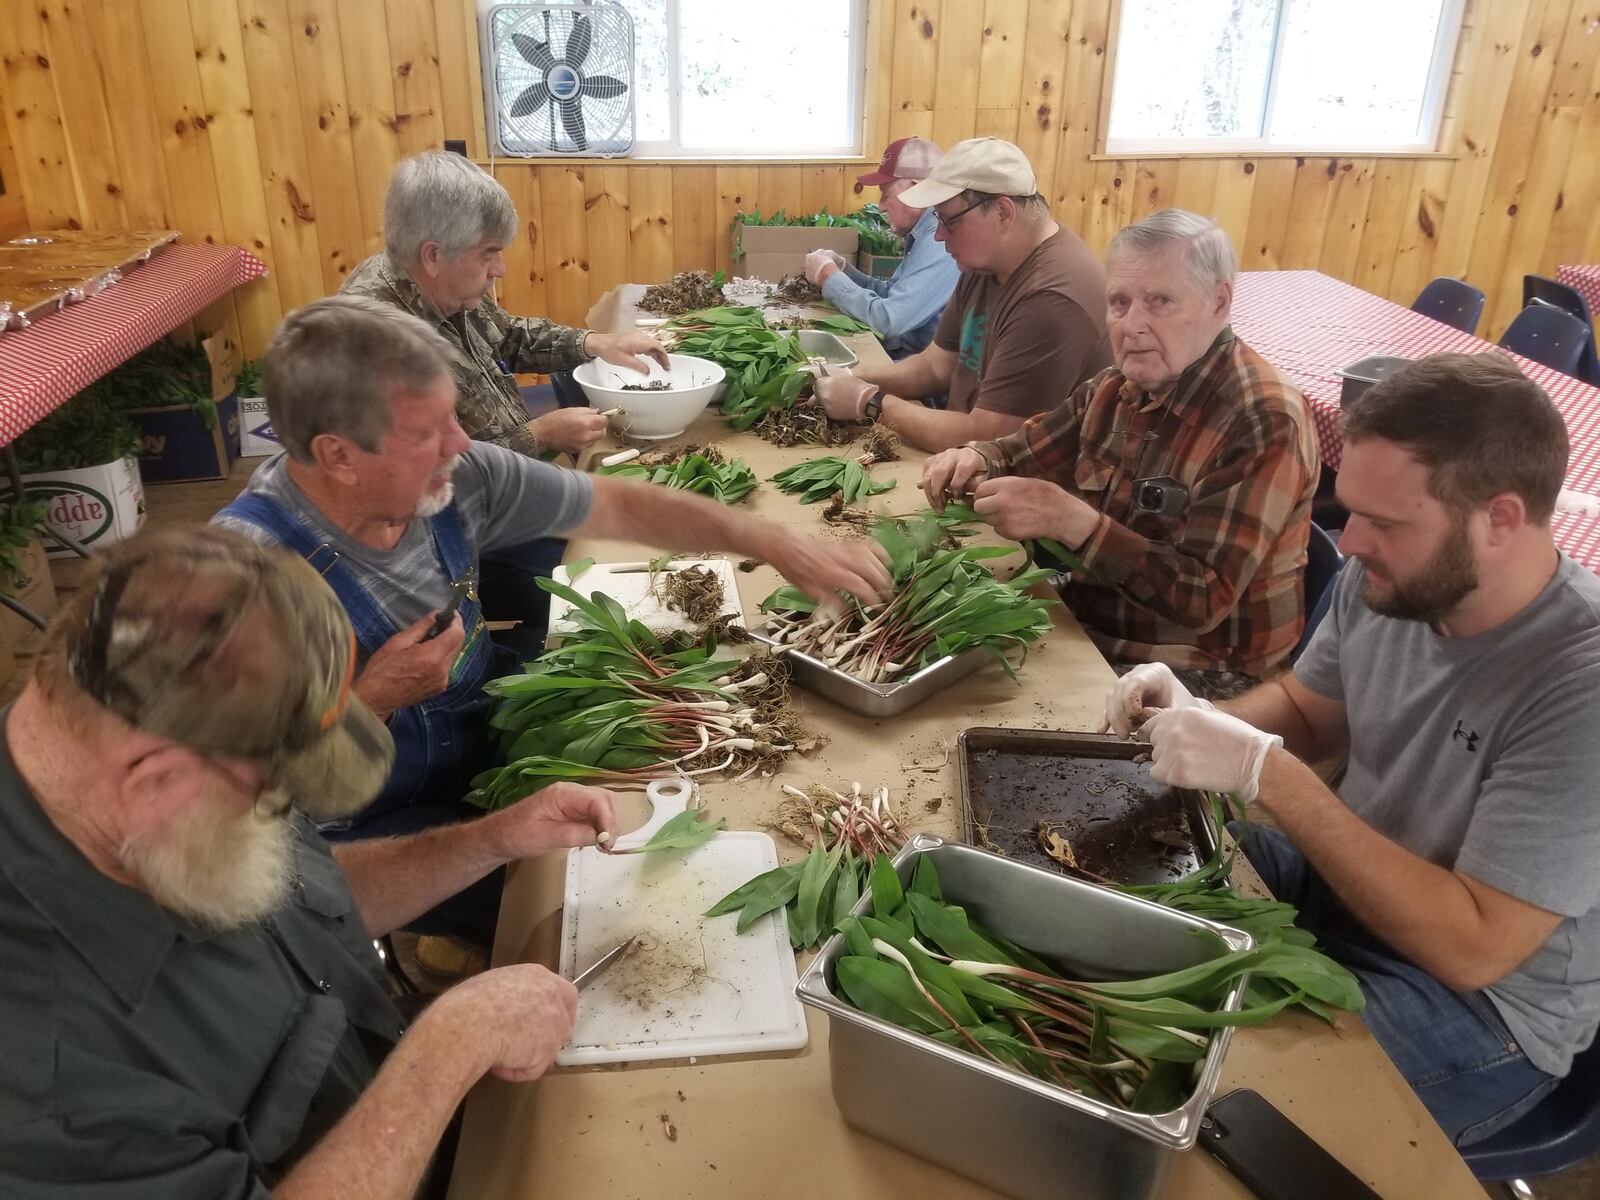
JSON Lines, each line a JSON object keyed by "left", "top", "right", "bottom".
{"left": 0, "top": 242, "right": 268, "bottom": 447}
{"left": 1557, "top": 265, "right": 1600, "bottom": 319}
{"left": 1231, "top": 270, "right": 1600, "bottom": 574}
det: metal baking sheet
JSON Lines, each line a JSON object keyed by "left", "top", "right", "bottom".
{"left": 957, "top": 728, "right": 1219, "bottom": 885}
{"left": 747, "top": 625, "right": 992, "bottom": 717}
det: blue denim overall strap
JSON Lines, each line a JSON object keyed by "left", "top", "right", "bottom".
{"left": 217, "top": 492, "right": 506, "bottom": 829}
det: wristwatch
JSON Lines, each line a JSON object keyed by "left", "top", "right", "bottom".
{"left": 863, "top": 389, "right": 885, "bottom": 422}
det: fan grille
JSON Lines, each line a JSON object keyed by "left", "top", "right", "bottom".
{"left": 488, "top": 4, "right": 636, "bottom": 157}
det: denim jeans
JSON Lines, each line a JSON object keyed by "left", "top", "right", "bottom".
{"left": 1239, "top": 825, "right": 1559, "bottom": 1146}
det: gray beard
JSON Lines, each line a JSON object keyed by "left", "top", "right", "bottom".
{"left": 120, "top": 800, "right": 295, "bottom": 932}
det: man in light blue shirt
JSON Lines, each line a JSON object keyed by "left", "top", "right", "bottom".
{"left": 804, "top": 137, "right": 959, "bottom": 360}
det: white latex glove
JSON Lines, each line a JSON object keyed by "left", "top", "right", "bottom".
{"left": 805, "top": 248, "right": 847, "bottom": 285}
{"left": 1100, "top": 662, "right": 1213, "bottom": 737}
{"left": 815, "top": 373, "right": 877, "bottom": 421}
{"left": 1141, "top": 707, "right": 1283, "bottom": 804}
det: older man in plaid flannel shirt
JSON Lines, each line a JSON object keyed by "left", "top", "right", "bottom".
{"left": 924, "top": 210, "right": 1318, "bottom": 683}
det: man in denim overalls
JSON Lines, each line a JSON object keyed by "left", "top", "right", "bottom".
{"left": 214, "top": 297, "right": 891, "bottom": 961}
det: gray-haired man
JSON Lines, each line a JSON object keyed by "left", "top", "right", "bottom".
{"left": 342, "top": 150, "right": 665, "bottom": 459}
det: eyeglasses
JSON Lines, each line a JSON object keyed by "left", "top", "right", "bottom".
{"left": 934, "top": 195, "right": 995, "bottom": 232}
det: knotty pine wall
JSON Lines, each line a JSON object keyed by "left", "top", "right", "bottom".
{"left": 2, "top": 0, "right": 1598, "bottom": 359}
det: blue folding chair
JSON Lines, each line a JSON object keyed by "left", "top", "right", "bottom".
{"left": 1412, "top": 277, "right": 1486, "bottom": 335}
{"left": 1460, "top": 1038, "right": 1600, "bottom": 1189}
{"left": 1291, "top": 522, "right": 1343, "bottom": 663}
{"left": 1523, "top": 275, "right": 1600, "bottom": 384}
{"left": 1498, "top": 305, "right": 1593, "bottom": 379}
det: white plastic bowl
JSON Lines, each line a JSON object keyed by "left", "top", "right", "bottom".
{"left": 572, "top": 353, "right": 726, "bottom": 440}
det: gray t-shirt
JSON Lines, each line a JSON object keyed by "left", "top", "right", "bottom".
{"left": 1295, "top": 555, "right": 1600, "bottom": 1076}
{"left": 212, "top": 443, "right": 593, "bottom": 632}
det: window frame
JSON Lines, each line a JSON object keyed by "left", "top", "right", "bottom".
{"left": 611, "top": 0, "right": 871, "bottom": 160}
{"left": 1100, "top": 0, "right": 1468, "bottom": 157}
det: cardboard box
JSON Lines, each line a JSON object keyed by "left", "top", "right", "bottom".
{"left": 7, "top": 457, "right": 146, "bottom": 559}
{"left": 125, "top": 332, "right": 243, "bottom": 483}
{"left": 0, "top": 534, "right": 57, "bottom": 652}
{"left": 0, "top": 610, "right": 15, "bottom": 694}
{"left": 856, "top": 250, "right": 903, "bottom": 280}
{"left": 239, "top": 393, "right": 282, "bottom": 457}
{"left": 733, "top": 224, "right": 857, "bottom": 282}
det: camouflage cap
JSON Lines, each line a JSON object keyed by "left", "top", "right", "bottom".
{"left": 65, "top": 527, "right": 394, "bottom": 818}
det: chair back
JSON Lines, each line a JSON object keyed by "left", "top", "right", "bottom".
{"left": 1461, "top": 1036, "right": 1600, "bottom": 1181}
{"left": 1291, "top": 522, "right": 1343, "bottom": 663}
{"left": 1498, "top": 304, "right": 1593, "bottom": 379}
{"left": 1411, "top": 277, "right": 1486, "bottom": 335}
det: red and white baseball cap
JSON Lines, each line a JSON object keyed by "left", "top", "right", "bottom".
{"left": 856, "top": 137, "right": 944, "bottom": 187}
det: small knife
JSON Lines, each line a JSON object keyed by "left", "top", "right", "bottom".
{"left": 572, "top": 935, "right": 638, "bottom": 991}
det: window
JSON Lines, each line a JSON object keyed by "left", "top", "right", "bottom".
{"left": 548, "top": 0, "right": 867, "bottom": 158}
{"left": 1104, "top": 0, "right": 1465, "bottom": 155}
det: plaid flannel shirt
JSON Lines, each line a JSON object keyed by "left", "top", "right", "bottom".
{"left": 341, "top": 255, "right": 591, "bottom": 457}
{"left": 971, "top": 329, "right": 1318, "bottom": 675}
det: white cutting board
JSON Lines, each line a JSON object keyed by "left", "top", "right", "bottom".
{"left": 556, "top": 785, "right": 808, "bottom": 1066}
{"left": 548, "top": 558, "right": 743, "bottom": 639}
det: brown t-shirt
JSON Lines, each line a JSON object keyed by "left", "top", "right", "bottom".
{"left": 933, "top": 227, "right": 1111, "bottom": 417}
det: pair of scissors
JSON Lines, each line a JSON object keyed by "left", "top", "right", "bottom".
{"left": 572, "top": 934, "right": 638, "bottom": 991}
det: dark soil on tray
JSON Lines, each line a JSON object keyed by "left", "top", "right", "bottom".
{"left": 964, "top": 747, "right": 1207, "bottom": 885}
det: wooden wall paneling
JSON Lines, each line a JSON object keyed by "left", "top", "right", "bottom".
{"left": 540, "top": 165, "right": 589, "bottom": 325}
{"left": 757, "top": 167, "right": 803, "bottom": 219}
{"left": 291, "top": 2, "right": 375, "bottom": 288}
{"left": 669, "top": 166, "right": 717, "bottom": 273}
{"left": 1013, "top": 0, "right": 1074, "bottom": 204}
{"left": 889, "top": 0, "right": 940, "bottom": 126}
{"left": 1084, "top": 159, "right": 1132, "bottom": 252}
{"left": 1317, "top": 159, "right": 1376, "bottom": 283}
{"left": 494, "top": 165, "right": 546, "bottom": 318}
{"left": 861, "top": 0, "right": 892, "bottom": 152}
{"left": 135, "top": 0, "right": 228, "bottom": 249}
{"left": 1279, "top": 158, "right": 1342, "bottom": 269}
{"left": 37, "top": 0, "right": 127, "bottom": 230}
{"left": 335, "top": 0, "right": 402, "bottom": 248}
{"left": 1548, "top": 1, "right": 1600, "bottom": 106}
{"left": 1171, "top": 158, "right": 1220, "bottom": 217}
{"left": 976, "top": 0, "right": 1027, "bottom": 110}
{"left": 1051, "top": 0, "right": 1112, "bottom": 236}
{"left": 714, "top": 166, "right": 759, "bottom": 276}
{"left": 0, "top": 4, "right": 81, "bottom": 228}
{"left": 1465, "top": 0, "right": 1567, "bottom": 335}
{"left": 1350, "top": 158, "right": 1417, "bottom": 299}
{"left": 1129, "top": 160, "right": 1177, "bottom": 222}
{"left": 1208, "top": 160, "right": 1257, "bottom": 255}
{"left": 0, "top": 80, "right": 26, "bottom": 238}
{"left": 238, "top": 0, "right": 327, "bottom": 314}
{"left": 887, "top": 108, "right": 936, "bottom": 141}
{"left": 930, "top": 0, "right": 983, "bottom": 148}
{"left": 1239, "top": 157, "right": 1297, "bottom": 270}
{"left": 186, "top": 0, "right": 285, "bottom": 354}
{"left": 83, "top": 0, "right": 172, "bottom": 228}
{"left": 385, "top": 0, "right": 446, "bottom": 158}
{"left": 435, "top": 0, "right": 484, "bottom": 156}
{"left": 583, "top": 164, "right": 630, "bottom": 304}
{"left": 799, "top": 165, "right": 835, "bottom": 215}
{"left": 1545, "top": 56, "right": 1600, "bottom": 267}
{"left": 1432, "top": 0, "right": 1541, "bottom": 282}
{"left": 628, "top": 166, "right": 674, "bottom": 286}
{"left": 1489, "top": 101, "right": 1584, "bottom": 335}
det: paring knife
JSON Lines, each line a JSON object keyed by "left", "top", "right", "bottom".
{"left": 572, "top": 935, "right": 638, "bottom": 991}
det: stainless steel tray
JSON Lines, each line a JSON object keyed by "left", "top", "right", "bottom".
{"left": 794, "top": 328, "right": 859, "bottom": 368}
{"left": 796, "top": 835, "right": 1251, "bottom": 1200}
{"left": 957, "top": 728, "right": 1220, "bottom": 885}
{"left": 747, "top": 624, "right": 992, "bottom": 717}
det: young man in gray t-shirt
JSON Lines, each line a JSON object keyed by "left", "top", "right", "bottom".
{"left": 1106, "top": 353, "right": 1600, "bottom": 1148}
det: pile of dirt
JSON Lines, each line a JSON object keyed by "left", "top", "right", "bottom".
{"left": 639, "top": 270, "right": 728, "bottom": 316}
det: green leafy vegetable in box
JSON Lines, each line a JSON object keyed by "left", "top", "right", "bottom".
{"left": 0, "top": 499, "right": 49, "bottom": 589}
{"left": 733, "top": 205, "right": 904, "bottom": 258}
{"left": 11, "top": 394, "right": 142, "bottom": 473}
{"left": 236, "top": 357, "right": 264, "bottom": 399}
{"left": 78, "top": 339, "right": 219, "bottom": 431}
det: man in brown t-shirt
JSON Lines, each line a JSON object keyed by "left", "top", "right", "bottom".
{"left": 815, "top": 137, "right": 1110, "bottom": 452}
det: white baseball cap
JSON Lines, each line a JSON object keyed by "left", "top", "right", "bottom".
{"left": 898, "top": 137, "right": 1039, "bottom": 209}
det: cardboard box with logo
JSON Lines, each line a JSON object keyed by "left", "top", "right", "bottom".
{"left": 124, "top": 332, "right": 243, "bottom": 482}
{"left": 733, "top": 223, "right": 857, "bottom": 282}
{"left": 0, "top": 528, "right": 58, "bottom": 652}
{"left": 239, "top": 392, "right": 283, "bottom": 457}
{"left": 9, "top": 457, "right": 146, "bottom": 560}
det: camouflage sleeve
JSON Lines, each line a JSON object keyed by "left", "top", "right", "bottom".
{"left": 478, "top": 296, "right": 591, "bottom": 374}
{"left": 483, "top": 420, "right": 544, "bottom": 458}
